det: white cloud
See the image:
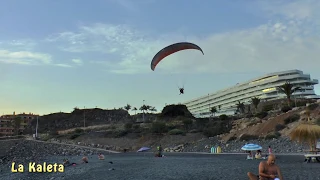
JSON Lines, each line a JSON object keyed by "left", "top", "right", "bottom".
{"left": 54, "top": 63, "right": 73, "bottom": 68}
{"left": 71, "top": 58, "right": 83, "bottom": 65}
{"left": 0, "top": 50, "right": 52, "bottom": 65}
{"left": 46, "top": 0, "right": 320, "bottom": 74}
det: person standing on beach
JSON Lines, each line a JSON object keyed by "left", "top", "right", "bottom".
{"left": 247, "top": 154, "right": 283, "bottom": 180}
{"left": 157, "top": 145, "right": 163, "bottom": 157}
{"left": 268, "top": 146, "right": 272, "bottom": 154}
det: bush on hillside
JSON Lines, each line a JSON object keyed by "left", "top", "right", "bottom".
{"left": 151, "top": 121, "right": 167, "bottom": 133}
{"left": 295, "top": 101, "right": 307, "bottom": 107}
{"left": 265, "top": 131, "right": 281, "bottom": 140}
{"left": 284, "top": 114, "right": 300, "bottom": 124}
{"left": 70, "top": 133, "right": 81, "bottom": 139}
{"left": 189, "top": 129, "right": 199, "bottom": 133}
{"left": 203, "top": 120, "right": 232, "bottom": 137}
{"left": 274, "top": 124, "right": 286, "bottom": 131}
{"left": 195, "top": 118, "right": 209, "bottom": 131}
{"left": 124, "top": 122, "right": 133, "bottom": 130}
{"left": 166, "top": 123, "right": 177, "bottom": 131}
{"left": 255, "top": 111, "right": 268, "bottom": 119}
{"left": 168, "top": 129, "right": 186, "bottom": 135}
{"left": 182, "top": 119, "right": 193, "bottom": 130}
{"left": 131, "top": 124, "right": 142, "bottom": 133}
{"left": 115, "top": 130, "right": 129, "bottom": 137}
{"left": 49, "top": 130, "right": 59, "bottom": 136}
{"left": 239, "top": 134, "right": 259, "bottom": 141}
{"left": 262, "top": 104, "right": 274, "bottom": 112}
{"left": 281, "top": 106, "right": 292, "bottom": 113}
{"left": 307, "top": 103, "right": 319, "bottom": 110}
{"left": 219, "top": 114, "right": 228, "bottom": 120}
{"left": 74, "top": 128, "right": 84, "bottom": 134}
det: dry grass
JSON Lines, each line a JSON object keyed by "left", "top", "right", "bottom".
{"left": 289, "top": 122, "right": 320, "bottom": 150}
{"left": 57, "top": 124, "right": 123, "bottom": 135}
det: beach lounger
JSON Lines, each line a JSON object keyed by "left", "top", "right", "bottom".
{"left": 304, "top": 154, "right": 320, "bottom": 163}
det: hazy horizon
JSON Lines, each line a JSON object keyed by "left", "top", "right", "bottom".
{"left": 1, "top": 0, "right": 320, "bottom": 115}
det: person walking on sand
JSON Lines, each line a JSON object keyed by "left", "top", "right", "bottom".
{"left": 268, "top": 146, "right": 272, "bottom": 155}
{"left": 247, "top": 154, "right": 283, "bottom": 180}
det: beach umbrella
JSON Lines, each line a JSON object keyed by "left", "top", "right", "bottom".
{"left": 137, "top": 147, "right": 151, "bottom": 152}
{"left": 241, "top": 144, "right": 262, "bottom": 151}
{"left": 289, "top": 121, "right": 320, "bottom": 151}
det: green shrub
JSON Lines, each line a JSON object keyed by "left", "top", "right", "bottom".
{"left": 195, "top": 118, "right": 209, "bottom": 130}
{"left": 70, "top": 133, "right": 80, "bottom": 139}
{"left": 203, "top": 120, "right": 232, "bottom": 137}
{"left": 168, "top": 129, "right": 186, "bottom": 135}
{"left": 166, "top": 123, "right": 177, "bottom": 131}
{"left": 307, "top": 103, "right": 319, "bottom": 110}
{"left": 316, "top": 118, "right": 320, "bottom": 126}
{"left": 284, "top": 114, "right": 300, "bottom": 124}
{"left": 151, "top": 121, "right": 167, "bottom": 133}
{"left": 74, "top": 128, "right": 84, "bottom": 134}
{"left": 132, "top": 124, "right": 142, "bottom": 133}
{"left": 255, "top": 111, "right": 268, "bottom": 119}
{"left": 274, "top": 124, "right": 286, "bottom": 131}
{"left": 124, "top": 123, "right": 133, "bottom": 130}
{"left": 49, "top": 130, "right": 59, "bottom": 136}
{"left": 239, "top": 134, "right": 259, "bottom": 141}
{"left": 182, "top": 119, "right": 193, "bottom": 130}
{"left": 219, "top": 114, "right": 228, "bottom": 120}
{"left": 189, "top": 129, "right": 199, "bottom": 133}
{"left": 265, "top": 132, "right": 281, "bottom": 140}
{"left": 281, "top": 106, "right": 292, "bottom": 113}
{"left": 113, "top": 130, "right": 128, "bottom": 137}
{"left": 295, "top": 101, "right": 306, "bottom": 107}
{"left": 262, "top": 104, "right": 273, "bottom": 112}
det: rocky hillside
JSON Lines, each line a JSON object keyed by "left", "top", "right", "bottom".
{"left": 21, "top": 101, "right": 320, "bottom": 154}
{"left": 24, "top": 108, "right": 131, "bottom": 134}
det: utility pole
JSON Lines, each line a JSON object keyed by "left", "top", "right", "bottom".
{"left": 83, "top": 106, "right": 86, "bottom": 128}
{"left": 35, "top": 115, "right": 39, "bottom": 138}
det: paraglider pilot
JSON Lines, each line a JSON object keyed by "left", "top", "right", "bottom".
{"left": 179, "top": 88, "right": 184, "bottom": 95}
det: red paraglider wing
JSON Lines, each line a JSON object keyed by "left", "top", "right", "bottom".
{"left": 150, "top": 42, "right": 204, "bottom": 71}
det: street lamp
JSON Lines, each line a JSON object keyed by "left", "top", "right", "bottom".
{"left": 83, "top": 106, "right": 86, "bottom": 128}
{"left": 35, "top": 115, "right": 39, "bottom": 138}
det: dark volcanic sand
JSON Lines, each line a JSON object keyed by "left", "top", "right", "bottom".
{"left": 1, "top": 153, "right": 319, "bottom": 180}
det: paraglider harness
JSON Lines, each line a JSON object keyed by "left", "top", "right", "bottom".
{"left": 179, "top": 87, "right": 184, "bottom": 95}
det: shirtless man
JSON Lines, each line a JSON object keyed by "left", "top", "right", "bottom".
{"left": 247, "top": 154, "right": 283, "bottom": 180}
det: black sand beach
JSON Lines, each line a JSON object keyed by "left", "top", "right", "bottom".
{"left": 1, "top": 153, "right": 319, "bottom": 180}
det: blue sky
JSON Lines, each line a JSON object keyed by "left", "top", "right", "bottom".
{"left": 0, "top": 0, "right": 320, "bottom": 115}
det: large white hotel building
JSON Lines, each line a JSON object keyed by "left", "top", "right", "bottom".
{"left": 183, "top": 70, "right": 320, "bottom": 118}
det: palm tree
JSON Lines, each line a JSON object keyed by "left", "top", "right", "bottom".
{"left": 139, "top": 105, "right": 148, "bottom": 114}
{"left": 149, "top": 106, "right": 157, "bottom": 112}
{"left": 218, "top": 105, "right": 221, "bottom": 111}
{"left": 132, "top": 107, "right": 137, "bottom": 115}
{"left": 236, "top": 101, "right": 245, "bottom": 114}
{"left": 277, "top": 81, "right": 301, "bottom": 107}
{"left": 124, "top": 104, "right": 131, "bottom": 111}
{"left": 210, "top": 107, "right": 217, "bottom": 117}
{"left": 251, "top": 97, "right": 261, "bottom": 113}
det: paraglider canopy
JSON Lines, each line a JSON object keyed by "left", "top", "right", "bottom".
{"left": 150, "top": 42, "right": 204, "bottom": 71}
